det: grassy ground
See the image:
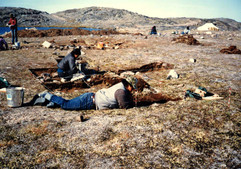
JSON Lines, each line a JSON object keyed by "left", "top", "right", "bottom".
{"left": 0, "top": 31, "right": 240, "bottom": 168}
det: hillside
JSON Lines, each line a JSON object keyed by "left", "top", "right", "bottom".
{"left": 0, "top": 6, "right": 241, "bottom": 31}
{"left": 0, "top": 7, "right": 61, "bottom": 27}
{"left": 53, "top": 7, "right": 241, "bottom": 31}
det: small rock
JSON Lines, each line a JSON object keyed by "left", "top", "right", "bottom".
{"left": 52, "top": 52, "right": 60, "bottom": 55}
{"left": 59, "top": 46, "right": 64, "bottom": 50}
{"left": 167, "top": 69, "right": 179, "bottom": 79}
{"left": 189, "top": 58, "right": 196, "bottom": 63}
{"left": 42, "top": 41, "right": 52, "bottom": 48}
{"left": 120, "top": 71, "right": 135, "bottom": 77}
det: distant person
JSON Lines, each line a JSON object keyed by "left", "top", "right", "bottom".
{"left": 0, "top": 36, "right": 9, "bottom": 50}
{"left": 183, "top": 26, "right": 190, "bottom": 34}
{"left": 150, "top": 26, "right": 157, "bottom": 35}
{"left": 57, "top": 48, "right": 81, "bottom": 82}
{"left": 8, "top": 14, "right": 18, "bottom": 44}
{"left": 29, "top": 76, "right": 138, "bottom": 110}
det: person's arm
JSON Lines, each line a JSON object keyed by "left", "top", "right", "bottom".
{"left": 115, "top": 89, "right": 134, "bottom": 109}
{"left": 12, "top": 18, "right": 16, "bottom": 26}
{"left": 3, "top": 39, "right": 8, "bottom": 49}
{"left": 8, "top": 18, "right": 11, "bottom": 25}
{"left": 68, "top": 56, "right": 77, "bottom": 74}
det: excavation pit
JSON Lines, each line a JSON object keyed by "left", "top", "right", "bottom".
{"left": 117, "top": 61, "right": 174, "bottom": 74}
{"left": 29, "top": 61, "right": 174, "bottom": 93}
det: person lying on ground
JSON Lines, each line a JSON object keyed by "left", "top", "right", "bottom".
{"left": 57, "top": 48, "right": 81, "bottom": 82}
{"left": 0, "top": 36, "right": 9, "bottom": 50}
{"left": 29, "top": 75, "right": 138, "bottom": 110}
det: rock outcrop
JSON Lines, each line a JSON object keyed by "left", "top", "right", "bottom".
{"left": 0, "top": 7, "right": 240, "bottom": 31}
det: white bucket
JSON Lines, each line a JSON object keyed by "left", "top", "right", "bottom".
{"left": 14, "top": 42, "right": 20, "bottom": 49}
{"left": 6, "top": 87, "right": 24, "bottom": 107}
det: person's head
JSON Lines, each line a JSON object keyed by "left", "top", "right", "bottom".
{"left": 10, "top": 14, "right": 14, "bottom": 18}
{"left": 71, "top": 48, "right": 81, "bottom": 58}
{"left": 122, "top": 75, "right": 138, "bottom": 92}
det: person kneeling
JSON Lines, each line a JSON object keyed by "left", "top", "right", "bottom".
{"left": 57, "top": 48, "right": 81, "bottom": 82}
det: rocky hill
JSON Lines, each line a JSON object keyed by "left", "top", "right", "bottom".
{"left": 0, "top": 7, "right": 62, "bottom": 27}
{"left": 1, "top": 7, "right": 240, "bottom": 31}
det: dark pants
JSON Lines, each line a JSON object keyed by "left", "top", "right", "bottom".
{"left": 50, "top": 92, "right": 95, "bottom": 110}
{"left": 11, "top": 28, "right": 18, "bottom": 44}
{"left": 57, "top": 68, "right": 73, "bottom": 80}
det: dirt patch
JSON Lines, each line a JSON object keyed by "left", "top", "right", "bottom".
{"left": 117, "top": 62, "right": 174, "bottom": 74}
{"left": 172, "top": 35, "right": 201, "bottom": 45}
{"left": 29, "top": 61, "right": 172, "bottom": 92}
{"left": 137, "top": 93, "right": 182, "bottom": 107}
{"left": 1, "top": 32, "right": 240, "bottom": 168}
{"left": 4, "top": 28, "right": 122, "bottom": 38}
{"left": 29, "top": 68, "right": 150, "bottom": 92}
{"left": 220, "top": 46, "right": 241, "bottom": 54}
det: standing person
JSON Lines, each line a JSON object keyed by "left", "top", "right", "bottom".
{"left": 8, "top": 14, "right": 18, "bottom": 44}
{"left": 57, "top": 48, "right": 81, "bottom": 82}
{"left": 183, "top": 26, "right": 190, "bottom": 34}
{"left": 0, "top": 36, "right": 9, "bottom": 50}
{"left": 150, "top": 26, "right": 157, "bottom": 35}
{"left": 29, "top": 76, "right": 138, "bottom": 110}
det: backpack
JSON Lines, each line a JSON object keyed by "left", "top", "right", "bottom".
{"left": 0, "top": 77, "right": 10, "bottom": 88}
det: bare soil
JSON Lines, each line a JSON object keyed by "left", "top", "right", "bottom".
{"left": 0, "top": 29, "right": 240, "bottom": 168}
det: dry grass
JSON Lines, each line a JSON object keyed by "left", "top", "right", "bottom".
{"left": 0, "top": 30, "right": 240, "bottom": 168}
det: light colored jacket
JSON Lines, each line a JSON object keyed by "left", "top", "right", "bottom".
{"left": 95, "top": 82, "right": 126, "bottom": 110}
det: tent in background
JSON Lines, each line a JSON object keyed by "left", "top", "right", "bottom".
{"left": 197, "top": 23, "right": 219, "bottom": 31}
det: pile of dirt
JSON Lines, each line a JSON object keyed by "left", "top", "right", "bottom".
{"left": 220, "top": 45, "right": 241, "bottom": 54}
{"left": 137, "top": 93, "right": 181, "bottom": 107}
{"left": 4, "top": 28, "right": 121, "bottom": 38}
{"left": 172, "top": 35, "right": 201, "bottom": 45}
{"left": 117, "top": 62, "right": 174, "bottom": 74}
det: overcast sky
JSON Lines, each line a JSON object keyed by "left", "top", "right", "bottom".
{"left": 1, "top": 0, "right": 241, "bottom": 22}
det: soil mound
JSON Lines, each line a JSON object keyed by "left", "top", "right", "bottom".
{"left": 4, "top": 28, "right": 121, "bottom": 38}
{"left": 172, "top": 35, "right": 200, "bottom": 45}
{"left": 220, "top": 46, "right": 241, "bottom": 54}
{"left": 137, "top": 93, "right": 181, "bottom": 107}
{"left": 117, "top": 62, "right": 174, "bottom": 74}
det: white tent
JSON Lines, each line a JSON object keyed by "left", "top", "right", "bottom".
{"left": 197, "top": 23, "right": 219, "bottom": 31}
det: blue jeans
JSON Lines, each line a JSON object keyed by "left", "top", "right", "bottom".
{"left": 11, "top": 28, "right": 18, "bottom": 44}
{"left": 57, "top": 68, "right": 74, "bottom": 80}
{"left": 50, "top": 92, "right": 95, "bottom": 110}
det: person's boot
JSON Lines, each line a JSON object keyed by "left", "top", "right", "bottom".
{"left": 46, "top": 102, "right": 55, "bottom": 108}
{"left": 28, "top": 94, "right": 47, "bottom": 106}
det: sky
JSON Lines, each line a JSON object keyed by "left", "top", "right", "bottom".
{"left": 1, "top": 0, "right": 241, "bottom": 22}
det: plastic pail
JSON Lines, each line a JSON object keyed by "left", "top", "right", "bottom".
{"left": 6, "top": 87, "right": 24, "bottom": 107}
{"left": 14, "top": 42, "right": 20, "bottom": 49}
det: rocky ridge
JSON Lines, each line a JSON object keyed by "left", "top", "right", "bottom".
{"left": 0, "top": 7, "right": 240, "bottom": 31}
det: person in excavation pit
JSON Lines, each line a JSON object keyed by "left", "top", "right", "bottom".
{"left": 57, "top": 48, "right": 81, "bottom": 82}
{"left": 29, "top": 75, "right": 138, "bottom": 110}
